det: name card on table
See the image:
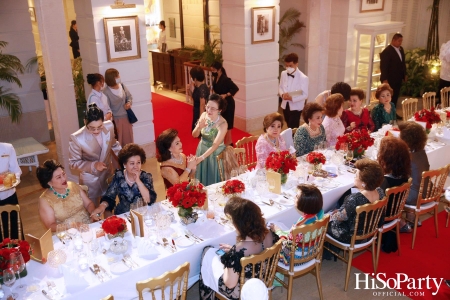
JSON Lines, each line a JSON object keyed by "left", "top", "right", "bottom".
{"left": 266, "top": 170, "right": 281, "bottom": 194}
{"left": 25, "top": 229, "right": 53, "bottom": 264}
{"left": 130, "top": 209, "right": 145, "bottom": 237}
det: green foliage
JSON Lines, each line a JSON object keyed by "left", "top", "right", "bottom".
{"left": 401, "top": 48, "right": 440, "bottom": 97}
{"left": 25, "top": 56, "right": 46, "bottom": 90}
{"left": 72, "top": 57, "right": 86, "bottom": 106}
{"left": 278, "top": 8, "right": 305, "bottom": 67}
{"left": 0, "top": 41, "right": 24, "bottom": 123}
{"left": 186, "top": 38, "right": 223, "bottom": 67}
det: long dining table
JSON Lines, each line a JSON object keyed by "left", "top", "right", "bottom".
{"left": 20, "top": 133, "right": 450, "bottom": 300}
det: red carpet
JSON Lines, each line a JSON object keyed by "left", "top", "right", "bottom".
{"left": 352, "top": 212, "right": 450, "bottom": 299}
{"left": 152, "top": 92, "right": 251, "bottom": 156}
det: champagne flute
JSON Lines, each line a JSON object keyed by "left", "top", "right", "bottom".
{"left": 346, "top": 148, "right": 354, "bottom": 164}
{"left": 3, "top": 268, "right": 17, "bottom": 299}
{"left": 9, "top": 251, "right": 26, "bottom": 292}
{"left": 79, "top": 224, "right": 93, "bottom": 244}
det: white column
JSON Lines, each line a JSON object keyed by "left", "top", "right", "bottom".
{"left": 221, "top": 0, "right": 280, "bottom": 133}
{"left": 306, "top": 0, "right": 331, "bottom": 100}
{"left": 34, "top": 0, "right": 79, "bottom": 181}
{"left": 75, "top": 0, "right": 156, "bottom": 157}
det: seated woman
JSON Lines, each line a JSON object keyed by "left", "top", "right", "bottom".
{"left": 255, "top": 113, "right": 287, "bottom": 169}
{"left": 327, "top": 159, "right": 385, "bottom": 244}
{"left": 199, "top": 197, "right": 274, "bottom": 300}
{"left": 156, "top": 128, "right": 197, "bottom": 189}
{"left": 91, "top": 143, "right": 157, "bottom": 217}
{"left": 193, "top": 94, "right": 228, "bottom": 186}
{"left": 341, "top": 88, "right": 375, "bottom": 133}
{"left": 294, "top": 102, "right": 326, "bottom": 157}
{"left": 399, "top": 121, "right": 430, "bottom": 225}
{"left": 371, "top": 83, "right": 397, "bottom": 131}
{"left": 37, "top": 160, "right": 97, "bottom": 231}
{"left": 270, "top": 184, "right": 324, "bottom": 265}
{"left": 322, "top": 93, "right": 345, "bottom": 147}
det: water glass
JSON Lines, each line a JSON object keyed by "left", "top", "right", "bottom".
{"left": 79, "top": 224, "right": 93, "bottom": 244}
{"left": 9, "top": 251, "right": 26, "bottom": 292}
{"left": 3, "top": 268, "right": 17, "bottom": 299}
{"left": 56, "top": 223, "right": 70, "bottom": 244}
{"left": 77, "top": 252, "right": 89, "bottom": 271}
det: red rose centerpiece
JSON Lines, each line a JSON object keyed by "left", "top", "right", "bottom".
{"left": 102, "top": 216, "right": 127, "bottom": 238}
{"left": 0, "top": 239, "right": 32, "bottom": 282}
{"left": 221, "top": 179, "right": 245, "bottom": 198}
{"left": 167, "top": 181, "right": 207, "bottom": 224}
{"left": 414, "top": 107, "right": 441, "bottom": 133}
{"left": 306, "top": 152, "right": 326, "bottom": 171}
{"left": 335, "top": 129, "right": 374, "bottom": 158}
{"left": 265, "top": 150, "right": 298, "bottom": 184}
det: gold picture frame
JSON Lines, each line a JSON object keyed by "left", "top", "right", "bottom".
{"left": 360, "top": 0, "right": 385, "bottom": 13}
{"left": 251, "top": 6, "right": 275, "bottom": 44}
{"left": 103, "top": 15, "right": 141, "bottom": 62}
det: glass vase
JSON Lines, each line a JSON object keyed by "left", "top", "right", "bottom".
{"left": 107, "top": 232, "right": 128, "bottom": 254}
{"left": 178, "top": 207, "right": 198, "bottom": 226}
{"left": 280, "top": 172, "right": 288, "bottom": 185}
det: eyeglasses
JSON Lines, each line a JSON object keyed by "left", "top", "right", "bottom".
{"left": 88, "top": 103, "right": 98, "bottom": 108}
{"left": 205, "top": 106, "right": 218, "bottom": 112}
{"left": 87, "top": 124, "right": 104, "bottom": 133}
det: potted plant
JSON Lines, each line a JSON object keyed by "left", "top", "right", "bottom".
{"left": 278, "top": 8, "right": 306, "bottom": 74}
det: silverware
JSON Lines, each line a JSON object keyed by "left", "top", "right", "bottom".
{"left": 122, "top": 258, "right": 133, "bottom": 268}
{"left": 124, "top": 254, "right": 139, "bottom": 268}
{"left": 157, "top": 241, "right": 173, "bottom": 252}
{"left": 90, "top": 266, "right": 103, "bottom": 282}
{"left": 171, "top": 239, "right": 177, "bottom": 251}
{"left": 186, "top": 229, "right": 203, "bottom": 242}
{"left": 162, "top": 238, "right": 176, "bottom": 252}
{"left": 98, "top": 264, "right": 112, "bottom": 278}
{"left": 42, "top": 290, "right": 52, "bottom": 300}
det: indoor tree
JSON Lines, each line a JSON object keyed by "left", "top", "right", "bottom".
{"left": 0, "top": 41, "right": 23, "bottom": 123}
{"left": 278, "top": 8, "right": 306, "bottom": 73}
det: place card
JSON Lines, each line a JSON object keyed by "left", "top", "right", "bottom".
{"left": 266, "top": 170, "right": 281, "bottom": 194}
{"left": 130, "top": 209, "right": 145, "bottom": 237}
{"left": 25, "top": 229, "right": 53, "bottom": 264}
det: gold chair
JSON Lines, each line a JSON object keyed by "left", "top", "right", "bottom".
{"left": 403, "top": 164, "right": 449, "bottom": 249}
{"left": 422, "top": 92, "right": 436, "bottom": 110}
{"left": 0, "top": 205, "right": 22, "bottom": 240}
{"left": 365, "top": 101, "right": 378, "bottom": 112}
{"left": 291, "top": 128, "right": 298, "bottom": 136}
{"left": 235, "top": 135, "right": 259, "bottom": 169}
{"left": 106, "top": 174, "right": 115, "bottom": 185}
{"left": 324, "top": 197, "right": 387, "bottom": 291}
{"left": 217, "top": 147, "right": 246, "bottom": 181}
{"left": 376, "top": 179, "right": 412, "bottom": 264}
{"left": 443, "top": 197, "right": 450, "bottom": 228}
{"left": 215, "top": 241, "right": 283, "bottom": 300}
{"left": 275, "top": 215, "right": 330, "bottom": 300}
{"left": 441, "top": 86, "right": 450, "bottom": 108}
{"left": 136, "top": 261, "right": 190, "bottom": 300}
{"left": 401, "top": 98, "right": 418, "bottom": 121}
{"left": 101, "top": 295, "right": 114, "bottom": 300}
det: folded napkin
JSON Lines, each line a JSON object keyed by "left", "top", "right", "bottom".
{"left": 60, "top": 264, "right": 89, "bottom": 293}
{"left": 135, "top": 236, "right": 159, "bottom": 260}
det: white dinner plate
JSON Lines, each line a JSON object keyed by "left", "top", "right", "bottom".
{"left": 176, "top": 236, "right": 194, "bottom": 247}
{"left": 277, "top": 198, "right": 295, "bottom": 206}
{"left": 110, "top": 261, "right": 131, "bottom": 275}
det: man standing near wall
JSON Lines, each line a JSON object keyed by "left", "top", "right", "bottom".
{"left": 279, "top": 53, "right": 309, "bottom": 128}
{"left": 380, "top": 33, "right": 406, "bottom": 115}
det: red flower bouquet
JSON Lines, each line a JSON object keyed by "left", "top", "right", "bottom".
{"left": 102, "top": 216, "right": 127, "bottom": 237}
{"left": 221, "top": 179, "right": 245, "bottom": 196}
{"left": 335, "top": 129, "right": 374, "bottom": 157}
{"left": 0, "top": 238, "right": 32, "bottom": 271}
{"left": 167, "top": 181, "right": 206, "bottom": 209}
{"left": 306, "top": 152, "right": 326, "bottom": 165}
{"left": 414, "top": 107, "right": 441, "bottom": 130}
{"left": 265, "top": 151, "right": 298, "bottom": 184}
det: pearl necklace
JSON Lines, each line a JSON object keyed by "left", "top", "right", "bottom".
{"left": 171, "top": 154, "right": 183, "bottom": 164}
{"left": 50, "top": 186, "right": 70, "bottom": 199}
{"left": 308, "top": 124, "right": 320, "bottom": 134}
{"left": 124, "top": 170, "right": 135, "bottom": 185}
{"left": 352, "top": 109, "right": 362, "bottom": 116}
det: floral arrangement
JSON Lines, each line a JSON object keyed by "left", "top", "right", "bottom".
{"left": 414, "top": 107, "right": 441, "bottom": 130}
{"left": 335, "top": 129, "right": 374, "bottom": 157}
{"left": 306, "top": 152, "right": 326, "bottom": 165}
{"left": 221, "top": 179, "right": 245, "bottom": 196}
{"left": 102, "top": 216, "right": 127, "bottom": 237}
{"left": 265, "top": 150, "right": 298, "bottom": 175}
{"left": 0, "top": 239, "right": 32, "bottom": 271}
{"left": 167, "top": 181, "right": 206, "bottom": 209}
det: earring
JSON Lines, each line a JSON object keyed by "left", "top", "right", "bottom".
{"left": 123, "top": 166, "right": 126, "bottom": 169}
{"left": 362, "top": 183, "right": 366, "bottom": 188}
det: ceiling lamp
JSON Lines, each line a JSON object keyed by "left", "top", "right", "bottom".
{"left": 111, "top": 0, "right": 136, "bottom": 9}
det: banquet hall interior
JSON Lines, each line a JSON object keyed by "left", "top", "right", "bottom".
{"left": 1, "top": 0, "right": 450, "bottom": 299}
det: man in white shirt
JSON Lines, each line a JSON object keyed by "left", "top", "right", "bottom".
{"left": 0, "top": 143, "right": 22, "bottom": 239}
{"left": 279, "top": 53, "right": 309, "bottom": 128}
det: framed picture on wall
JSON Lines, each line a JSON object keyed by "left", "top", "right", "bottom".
{"left": 251, "top": 6, "right": 275, "bottom": 44}
{"left": 103, "top": 16, "right": 141, "bottom": 62}
{"left": 360, "top": 0, "right": 385, "bottom": 13}
{"left": 28, "top": 7, "right": 36, "bottom": 22}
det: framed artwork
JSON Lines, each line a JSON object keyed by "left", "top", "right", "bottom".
{"left": 103, "top": 15, "right": 141, "bottom": 62}
{"left": 169, "top": 18, "right": 176, "bottom": 38}
{"left": 360, "top": 0, "right": 385, "bottom": 13}
{"left": 251, "top": 6, "right": 275, "bottom": 44}
{"left": 29, "top": 7, "right": 36, "bottom": 22}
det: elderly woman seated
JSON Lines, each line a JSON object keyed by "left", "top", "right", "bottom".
{"left": 255, "top": 112, "right": 287, "bottom": 169}
{"left": 294, "top": 102, "right": 326, "bottom": 157}
{"left": 37, "top": 160, "right": 97, "bottom": 231}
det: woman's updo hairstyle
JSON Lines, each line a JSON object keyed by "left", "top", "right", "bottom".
{"left": 36, "top": 159, "right": 64, "bottom": 189}
{"left": 86, "top": 73, "right": 103, "bottom": 88}
{"left": 207, "top": 93, "right": 227, "bottom": 113}
{"left": 84, "top": 103, "right": 104, "bottom": 125}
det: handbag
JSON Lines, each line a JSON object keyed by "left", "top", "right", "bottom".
{"left": 122, "top": 83, "right": 138, "bottom": 124}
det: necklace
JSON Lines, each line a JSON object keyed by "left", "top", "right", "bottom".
{"left": 352, "top": 108, "right": 362, "bottom": 116}
{"left": 266, "top": 134, "right": 278, "bottom": 147}
{"left": 206, "top": 116, "right": 220, "bottom": 127}
{"left": 50, "top": 186, "right": 70, "bottom": 199}
{"left": 124, "top": 170, "right": 135, "bottom": 185}
{"left": 308, "top": 124, "right": 320, "bottom": 134}
{"left": 171, "top": 153, "right": 183, "bottom": 164}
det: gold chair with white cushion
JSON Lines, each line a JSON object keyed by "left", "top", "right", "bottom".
{"left": 402, "top": 98, "right": 418, "bottom": 121}
{"left": 422, "top": 92, "right": 436, "bottom": 110}
{"left": 441, "top": 86, "right": 450, "bottom": 108}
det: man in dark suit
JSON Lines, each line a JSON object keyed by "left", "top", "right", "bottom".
{"left": 380, "top": 33, "right": 406, "bottom": 111}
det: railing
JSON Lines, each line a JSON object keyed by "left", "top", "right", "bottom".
{"left": 183, "top": 61, "right": 214, "bottom": 103}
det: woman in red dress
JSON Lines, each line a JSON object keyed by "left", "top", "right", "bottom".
{"left": 341, "top": 88, "right": 375, "bottom": 133}
{"left": 156, "top": 129, "right": 197, "bottom": 189}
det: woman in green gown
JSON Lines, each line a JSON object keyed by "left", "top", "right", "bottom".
{"left": 193, "top": 94, "right": 228, "bottom": 186}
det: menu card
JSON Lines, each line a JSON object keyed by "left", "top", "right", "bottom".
{"left": 266, "top": 170, "right": 281, "bottom": 194}
{"left": 130, "top": 209, "right": 145, "bottom": 237}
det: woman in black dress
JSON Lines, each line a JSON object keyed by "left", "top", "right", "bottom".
{"left": 211, "top": 61, "right": 239, "bottom": 146}
{"left": 190, "top": 66, "right": 210, "bottom": 131}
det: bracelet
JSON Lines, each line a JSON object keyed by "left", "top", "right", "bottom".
{"left": 185, "top": 168, "right": 191, "bottom": 174}
{"left": 100, "top": 202, "right": 109, "bottom": 208}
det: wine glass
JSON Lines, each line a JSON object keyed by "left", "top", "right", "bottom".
{"left": 79, "top": 224, "right": 93, "bottom": 244}
{"left": 346, "top": 148, "right": 354, "bottom": 165}
{"left": 9, "top": 251, "right": 26, "bottom": 292}
{"left": 230, "top": 169, "right": 239, "bottom": 178}
{"left": 66, "top": 219, "right": 79, "bottom": 239}
{"left": 3, "top": 268, "right": 17, "bottom": 299}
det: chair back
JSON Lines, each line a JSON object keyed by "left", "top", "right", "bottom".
{"left": 106, "top": 174, "right": 115, "bottom": 185}
{"left": 401, "top": 98, "right": 418, "bottom": 121}
{"left": 415, "top": 165, "right": 450, "bottom": 208}
{"left": 384, "top": 178, "right": 412, "bottom": 222}
{"left": 136, "top": 261, "right": 190, "bottom": 300}
{"left": 239, "top": 240, "right": 282, "bottom": 291}
{"left": 422, "top": 92, "right": 436, "bottom": 110}
{"left": 365, "top": 101, "right": 378, "bottom": 112}
{"left": 292, "top": 128, "right": 298, "bottom": 136}
{"left": 280, "top": 128, "right": 294, "bottom": 149}
{"left": 0, "top": 205, "right": 22, "bottom": 240}
{"left": 288, "top": 215, "right": 330, "bottom": 270}
{"left": 352, "top": 197, "right": 387, "bottom": 245}
{"left": 441, "top": 86, "right": 450, "bottom": 108}
{"left": 236, "top": 135, "right": 259, "bottom": 169}
{"left": 101, "top": 295, "right": 114, "bottom": 300}
{"left": 216, "top": 147, "right": 246, "bottom": 181}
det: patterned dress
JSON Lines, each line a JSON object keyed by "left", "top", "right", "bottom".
{"left": 371, "top": 103, "right": 396, "bottom": 131}
{"left": 293, "top": 124, "right": 326, "bottom": 157}
{"left": 322, "top": 116, "right": 345, "bottom": 147}
{"left": 100, "top": 170, "right": 157, "bottom": 215}
{"left": 254, "top": 134, "right": 288, "bottom": 169}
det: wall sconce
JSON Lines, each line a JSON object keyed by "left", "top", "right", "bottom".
{"left": 111, "top": 0, "right": 136, "bottom": 9}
